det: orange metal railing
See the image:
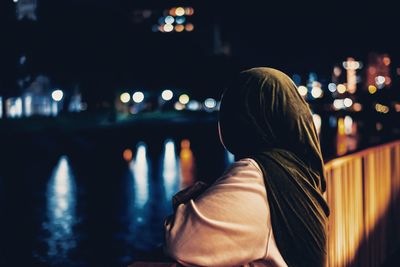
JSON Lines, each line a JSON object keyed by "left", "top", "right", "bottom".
{"left": 325, "top": 140, "right": 400, "bottom": 267}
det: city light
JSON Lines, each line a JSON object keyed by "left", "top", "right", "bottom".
{"left": 394, "top": 103, "right": 400, "bottom": 112}
{"left": 353, "top": 103, "right": 362, "bottom": 112}
{"left": 333, "top": 66, "right": 342, "bottom": 77}
{"left": 185, "top": 7, "right": 195, "bottom": 16}
{"left": 312, "top": 114, "right": 322, "bottom": 134}
{"left": 368, "top": 85, "right": 377, "bottom": 94}
{"left": 311, "top": 86, "right": 323, "bottom": 98}
{"left": 120, "top": 92, "right": 131, "bottom": 103}
{"left": 175, "top": 16, "right": 186, "bottom": 24}
{"left": 13, "top": 0, "right": 18, "bottom": 2}
{"left": 328, "top": 83, "right": 337, "bottom": 92}
{"left": 383, "top": 56, "right": 391, "bottom": 66}
{"left": 132, "top": 91, "right": 145, "bottom": 103}
{"left": 375, "top": 103, "right": 389, "bottom": 114}
{"left": 52, "top": 90, "right": 64, "bottom": 102}
{"left": 123, "top": 149, "right": 133, "bottom": 162}
{"left": 161, "top": 89, "right": 174, "bottom": 101}
{"left": 297, "top": 85, "right": 308, "bottom": 96}
{"left": 344, "top": 98, "right": 353, "bottom": 108}
{"left": 165, "top": 16, "right": 174, "bottom": 24}
{"left": 187, "top": 100, "right": 200, "bottom": 111}
{"left": 344, "top": 116, "right": 353, "bottom": 135}
{"left": 175, "top": 25, "right": 185, "bottom": 32}
{"left": 204, "top": 98, "right": 217, "bottom": 109}
{"left": 337, "top": 84, "right": 346, "bottom": 94}
{"left": 175, "top": 7, "right": 185, "bottom": 16}
{"left": 185, "top": 23, "right": 194, "bottom": 32}
{"left": 163, "top": 24, "right": 174, "bottom": 32}
{"left": 333, "top": 99, "right": 345, "bottom": 110}
{"left": 179, "top": 94, "right": 190, "bottom": 105}
{"left": 375, "top": 76, "right": 385, "bottom": 85}
{"left": 174, "top": 102, "right": 185, "bottom": 111}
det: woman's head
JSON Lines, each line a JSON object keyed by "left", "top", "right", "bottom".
{"left": 219, "top": 67, "right": 324, "bottom": 185}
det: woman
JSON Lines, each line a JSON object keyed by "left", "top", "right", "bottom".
{"left": 164, "top": 68, "right": 329, "bottom": 267}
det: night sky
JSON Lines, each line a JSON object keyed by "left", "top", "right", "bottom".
{"left": 1, "top": 0, "right": 398, "bottom": 100}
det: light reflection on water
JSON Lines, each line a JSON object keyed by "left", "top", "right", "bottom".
{"left": 130, "top": 142, "right": 150, "bottom": 208}
{"left": 179, "top": 139, "right": 195, "bottom": 189}
{"left": 128, "top": 142, "right": 154, "bottom": 250}
{"left": 162, "top": 139, "right": 181, "bottom": 202}
{"left": 42, "top": 156, "right": 77, "bottom": 262}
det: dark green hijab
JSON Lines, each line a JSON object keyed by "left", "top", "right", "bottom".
{"left": 219, "top": 68, "right": 329, "bottom": 267}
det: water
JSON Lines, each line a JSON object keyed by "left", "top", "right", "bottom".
{"left": 0, "top": 123, "right": 228, "bottom": 267}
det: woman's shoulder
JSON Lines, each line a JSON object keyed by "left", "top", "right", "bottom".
{"left": 224, "top": 157, "right": 263, "bottom": 176}
{"left": 215, "top": 158, "right": 264, "bottom": 186}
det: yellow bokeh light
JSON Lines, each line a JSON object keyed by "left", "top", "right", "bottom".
{"left": 175, "top": 7, "right": 185, "bottom": 16}
{"left": 179, "top": 94, "right": 190, "bottom": 105}
{"left": 337, "top": 84, "right": 347, "bottom": 94}
{"left": 368, "top": 85, "right": 377, "bottom": 94}
{"left": 120, "top": 92, "right": 131, "bottom": 103}
{"left": 163, "top": 24, "right": 174, "bottom": 33}
{"left": 297, "top": 85, "right": 308, "bottom": 96}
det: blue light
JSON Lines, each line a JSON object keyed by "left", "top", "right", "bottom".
{"left": 165, "top": 16, "right": 174, "bottom": 24}
{"left": 45, "top": 156, "right": 77, "bottom": 259}
{"left": 162, "top": 139, "right": 180, "bottom": 201}
{"left": 175, "top": 16, "right": 186, "bottom": 24}
{"left": 130, "top": 142, "right": 150, "bottom": 208}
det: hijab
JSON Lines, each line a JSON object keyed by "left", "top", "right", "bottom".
{"left": 219, "top": 67, "right": 330, "bottom": 267}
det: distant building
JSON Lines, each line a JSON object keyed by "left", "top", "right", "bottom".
{"left": 16, "top": 0, "right": 37, "bottom": 21}
{"left": 366, "top": 53, "right": 392, "bottom": 90}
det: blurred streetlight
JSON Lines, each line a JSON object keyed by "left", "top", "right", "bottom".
{"left": 204, "top": 98, "right": 217, "bottom": 109}
{"left": 162, "top": 90, "right": 174, "bottom": 101}
{"left": 337, "top": 84, "right": 346, "bottom": 94}
{"left": 344, "top": 98, "right": 353, "bottom": 108}
{"left": 311, "top": 86, "right": 323, "bottom": 98}
{"left": 297, "top": 85, "right": 308, "bottom": 97}
{"left": 52, "top": 90, "right": 64, "bottom": 102}
{"left": 132, "top": 92, "right": 144, "bottom": 103}
{"left": 120, "top": 92, "right": 131, "bottom": 103}
{"left": 179, "top": 94, "right": 190, "bottom": 105}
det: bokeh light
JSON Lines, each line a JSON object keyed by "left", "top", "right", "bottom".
{"left": 344, "top": 98, "right": 353, "bottom": 108}
{"left": 123, "top": 149, "right": 133, "bottom": 162}
{"left": 297, "top": 85, "right": 308, "bottom": 96}
{"left": 328, "top": 83, "right": 337, "bottom": 92}
{"left": 204, "top": 98, "right": 217, "bottom": 109}
{"left": 52, "top": 90, "right": 64, "bottom": 102}
{"left": 120, "top": 92, "right": 131, "bottom": 103}
{"left": 175, "top": 25, "right": 185, "bottom": 32}
{"left": 368, "top": 85, "right": 377, "bottom": 94}
{"left": 337, "top": 84, "right": 346, "bottom": 94}
{"left": 175, "top": 7, "right": 185, "bottom": 16}
{"left": 161, "top": 90, "right": 174, "bottom": 101}
{"left": 311, "top": 86, "right": 323, "bottom": 98}
{"left": 163, "top": 24, "right": 174, "bottom": 33}
{"left": 165, "top": 16, "right": 174, "bottom": 24}
{"left": 132, "top": 92, "right": 144, "bottom": 103}
{"left": 185, "top": 23, "right": 194, "bottom": 32}
{"left": 178, "top": 94, "right": 190, "bottom": 105}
